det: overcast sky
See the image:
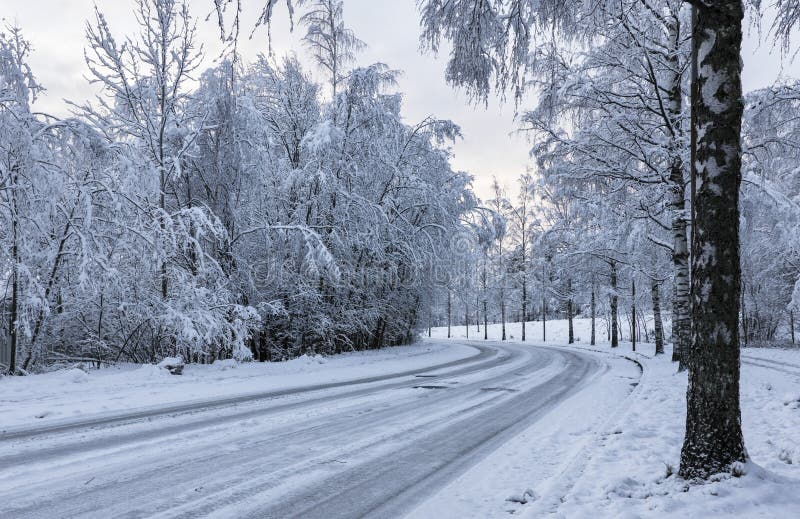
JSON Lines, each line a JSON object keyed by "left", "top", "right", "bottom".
{"left": 5, "top": 0, "right": 799, "bottom": 199}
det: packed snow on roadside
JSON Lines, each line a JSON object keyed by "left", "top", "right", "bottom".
{"left": 430, "top": 318, "right": 800, "bottom": 518}
{"left": 0, "top": 341, "right": 475, "bottom": 433}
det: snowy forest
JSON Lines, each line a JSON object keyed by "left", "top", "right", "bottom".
{"left": 5, "top": 0, "right": 800, "bottom": 502}
{"left": 427, "top": 0, "right": 800, "bottom": 359}
{"left": 0, "top": 0, "right": 476, "bottom": 371}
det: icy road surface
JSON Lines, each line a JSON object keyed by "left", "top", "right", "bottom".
{"left": 0, "top": 342, "right": 627, "bottom": 518}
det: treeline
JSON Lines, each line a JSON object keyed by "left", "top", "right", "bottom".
{"left": 0, "top": 0, "right": 474, "bottom": 374}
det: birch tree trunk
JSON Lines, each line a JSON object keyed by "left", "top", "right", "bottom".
{"left": 567, "top": 278, "right": 574, "bottom": 344}
{"left": 680, "top": 0, "right": 746, "bottom": 479}
{"left": 741, "top": 279, "right": 749, "bottom": 347}
{"left": 542, "top": 262, "right": 547, "bottom": 342}
{"left": 590, "top": 279, "right": 596, "bottom": 346}
{"left": 631, "top": 279, "right": 636, "bottom": 352}
{"left": 465, "top": 302, "right": 469, "bottom": 339}
{"left": 476, "top": 295, "right": 480, "bottom": 333}
{"left": 667, "top": 13, "right": 691, "bottom": 371}
{"left": 483, "top": 257, "right": 488, "bottom": 340}
{"left": 8, "top": 171, "right": 19, "bottom": 375}
{"left": 610, "top": 260, "right": 619, "bottom": 348}
{"left": 483, "top": 299, "right": 488, "bottom": 340}
{"left": 652, "top": 280, "right": 665, "bottom": 355}
{"left": 501, "top": 285, "right": 506, "bottom": 341}
{"left": 499, "top": 237, "right": 506, "bottom": 341}
{"left": 160, "top": 158, "right": 168, "bottom": 301}
{"left": 522, "top": 276, "right": 527, "bottom": 342}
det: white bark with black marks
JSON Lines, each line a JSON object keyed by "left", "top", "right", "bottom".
{"left": 610, "top": 260, "right": 619, "bottom": 348}
{"left": 680, "top": 0, "right": 746, "bottom": 480}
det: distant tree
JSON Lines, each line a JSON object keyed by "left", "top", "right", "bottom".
{"left": 300, "top": 0, "right": 364, "bottom": 100}
{"left": 508, "top": 173, "right": 536, "bottom": 341}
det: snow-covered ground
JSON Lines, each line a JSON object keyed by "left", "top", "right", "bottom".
{"left": 0, "top": 341, "right": 474, "bottom": 434}
{"left": 3, "top": 319, "right": 798, "bottom": 518}
{"left": 0, "top": 339, "right": 616, "bottom": 518}
{"left": 427, "top": 318, "right": 800, "bottom": 518}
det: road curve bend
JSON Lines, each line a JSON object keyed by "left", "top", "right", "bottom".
{"left": 0, "top": 342, "right": 607, "bottom": 519}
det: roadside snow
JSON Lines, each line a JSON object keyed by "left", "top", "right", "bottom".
{"left": 0, "top": 341, "right": 475, "bottom": 433}
{"left": 544, "top": 341, "right": 800, "bottom": 519}
{"left": 427, "top": 318, "right": 800, "bottom": 518}
{"left": 407, "top": 341, "right": 641, "bottom": 519}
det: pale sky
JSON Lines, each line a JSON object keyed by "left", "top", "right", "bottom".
{"left": 4, "top": 1, "right": 798, "bottom": 199}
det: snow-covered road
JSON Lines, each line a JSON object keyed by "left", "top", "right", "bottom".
{"left": 0, "top": 342, "right": 635, "bottom": 518}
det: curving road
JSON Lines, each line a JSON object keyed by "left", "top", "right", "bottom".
{"left": 0, "top": 342, "right": 607, "bottom": 518}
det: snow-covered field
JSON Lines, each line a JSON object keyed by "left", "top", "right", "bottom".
{"left": 429, "top": 318, "right": 800, "bottom": 518}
